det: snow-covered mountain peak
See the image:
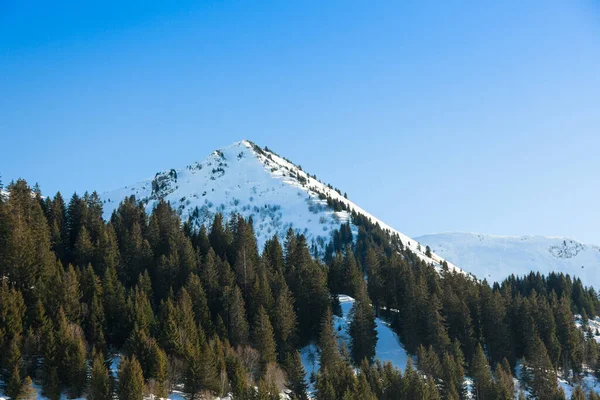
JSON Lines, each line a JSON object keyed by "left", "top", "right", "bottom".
{"left": 415, "top": 232, "right": 600, "bottom": 288}
{"left": 102, "top": 140, "right": 462, "bottom": 273}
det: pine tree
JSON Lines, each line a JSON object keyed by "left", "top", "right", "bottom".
{"left": 273, "top": 281, "right": 297, "bottom": 355}
{"left": 555, "top": 295, "right": 583, "bottom": 374}
{"left": 148, "top": 340, "right": 169, "bottom": 398}
{"left": 16, "top": 375, "right": 37, "bottom": 400}
{"left": 493, "top": 359, "right": 515, "bottom": 400}
{"left": 364, "top": 248, "right": 382, "bottom": 316}
{"left": 6, "top": 363, "right": 23, "bottom": 399}
{"left": 425, "top": 245, "right": 432, "bottom": 258}
{"left": 56, "top": 314, "right": 87, "bottom": 398}
{"left": 226, "top": 285, "right": 249, "bottom": 346}
{"left": 252, "top": 306, "right": 277, "bottom": 373}
{"left": 570, "top": 385, "right": 585, "bottom": 400}
{"left": 257, "top": 377, "right": 279, "bottom": 400}
{"left": 227, "top": 355, "right": 251, "bottom": 400}
{"left": 118, "top": 355, "right": 145, "bottom": 400}
{"left": 186, "top": 273, "right": 213, "bottom": 335}
{"left": 342, "top": 246, "right": 363, "bottom": 298}
{"left": 318, "top": 308, "right": 340, "bottom": 371}
{"left": 283, "top": 350, "right": 309, "bottom": 400}
{"left": 184, "top": 328, "right": 219, "bottom": 398}
{"left": 74, "top": 225, "right": 94, "bottom": 267}
{"left": 523, "top": 336, "right": 560, "bottom": 400}
{"left": 348, "top": 295, "right": 378, "bottom": 365}
{"left": 471, "top": 343, "right": 494, "bottom": 400}
{"left": 103, "top": 265, "right": 128, "bottom": 346}
{"left": 41, "top": 324, "right": 60, "bottom": 400}
{"left": 90, "top": 352, "right": 112, "bottom": 400}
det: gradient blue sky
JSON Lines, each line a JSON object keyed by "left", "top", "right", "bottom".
{"left": 2, "top": 1, "right": 600, "bottom": 243}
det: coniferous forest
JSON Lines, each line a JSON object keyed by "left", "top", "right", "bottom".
{"left": 1, "top": 179, "right": 600, "bottom": 399}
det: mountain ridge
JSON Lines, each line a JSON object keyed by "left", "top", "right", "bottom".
{"left": 416, "top": 231, "right": 600, "bottom": 288}
{"left": 102, "top": 139, "right": 464, "bottom": 274}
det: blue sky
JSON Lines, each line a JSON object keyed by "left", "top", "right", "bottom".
{"left": 2, "top": 1, "right": 600, "bottom": 243}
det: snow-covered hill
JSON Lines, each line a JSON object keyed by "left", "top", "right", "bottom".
{"left": 415, "top": 232, "right": 600, "bottom": 288}
{"left": 102, "top": 140, "right": 461, "bottom": 273}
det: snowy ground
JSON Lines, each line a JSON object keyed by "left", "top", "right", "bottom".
{"left": 0, "top": 381, "right": 190, "bottom": 400}
{"left": 301, "top": 295, "right": 410, "bottom": 379}
{"left": 575, "top": 315, "right": 600, "bottom": 343}
{"left": 416, "top": 232, "right": 600, "bottom": 288}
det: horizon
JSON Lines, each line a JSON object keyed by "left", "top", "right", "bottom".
{"left": 2, "top": 1, "right": 600, "bottom": 244}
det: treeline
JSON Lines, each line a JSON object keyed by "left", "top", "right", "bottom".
{"left": 329, "top": 215, "right": 600, "bottom": 399}
{"left": 0, "top": 179, "right": 433, "bottom": 400}
{"left": 1, "top": 178, "right": 600, "bottom": 399}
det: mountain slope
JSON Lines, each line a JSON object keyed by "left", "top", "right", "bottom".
{"left": 102, "top": 140, "right": 461, "bottom": 273}
{"left": 415, "top": 232, "right": 600, "bottom": 288}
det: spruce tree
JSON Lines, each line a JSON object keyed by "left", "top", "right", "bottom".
{"left": 493, "top": 359, "right": 515, "bottom": 400}
{"left": 348, "top": 294, "right": 377, "bottom": 366}
{"left": 17, "top": 375, "right": 37, "bottom": 400}
{"left": 186, "top": 273, "right": 213, "bottom": 335}
{"left": 227, "top": 355, "right": 251, "bottom": 400}
{"left": 570, "top": 385, "right": 585, "bottom": 400}
{"left": 284, "top": 350, "right": 309, "bottom": 400}
{"left": 184, "top": 329, "right": 219, "bottom": 398}
{"left": 523, "top": 336, "right": 560, "bottom": 400}
{"left": 226, "top": 285, "right": 249, "bottom": 346}
{"left": 471, "top": 343, "right": 494, "bottom": 400}
{"left": 273, "top": 281, "right": 297, "bottom": 355}
{"left": 318, "top": 308, "right": 340, "bottom": 371}
{"left": 118, "top": 355, "right": 145, "bottom": 400}
{"left": 252, "top": 306, "right": 277, "bottom": 374}
{"left": 6, "top": 363, "right": 23, "bottom": 399}
{"left": 90, "top": 352, "right": 112, "bottom": 400}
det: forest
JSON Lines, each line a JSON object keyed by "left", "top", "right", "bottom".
{"left": 1, "top": 178, "right": 600, "bottom": 399}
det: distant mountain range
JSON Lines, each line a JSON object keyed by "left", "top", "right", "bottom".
{"left": 416, "top": 232, "right": 600, "bottom": 288}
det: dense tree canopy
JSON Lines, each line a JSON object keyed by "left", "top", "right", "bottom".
{"left": 0, "top": 179, "right": 598, "bottom": 399}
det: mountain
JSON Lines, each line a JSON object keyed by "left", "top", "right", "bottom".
{"left": 415, "top": 232, "right": 600, "bottom": 288}
{"left": 102, "top": 139, "right": 463, "bottom": 274}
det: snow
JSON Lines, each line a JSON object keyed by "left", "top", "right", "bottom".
{"left": 416, "top": 232, "right": 600, "bottom": 288}
{"left": 574, "top": 315, "right": 600, "bottom": 343}
{"left": 0, "top": 380, "right": 221, "bottom": 400}
{"left": 300, "top": 295, "right": 410, "bottom": 379}
{"left": 102, "top": 140, "right": 460, "bottom": 270}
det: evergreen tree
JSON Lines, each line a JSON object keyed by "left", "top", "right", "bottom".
{"left": 284, "top": 350, "right": 309, "bottom": 400}
{"left": 17, "top": 375, "right": 37, "bottom": 400}
{"left": 570, "top": 386, "right": 585, "bottom": 400}
{"left": 118, "top": 355, "right": 145, "bottom": 400}
{"left": 73, "top": 226, "right": 94, "bottom": 267}
{"left": 252, "top": 306, "right": 277, "bottom": 373}
{"left": 471, "top": 343, "right": 494, "bottom": 400}
{"left": 226, "top": 285, "right": 249, "bottom": 346}
{"left": 185, "top": 273, "right": 213, "bottom": 335}
{"left": 90, "top": 352, "right": 112, "bottom": 400}
{"left": 523, "top": 336, "right": 560, "bottom": 400}
{"left": 493, "top": 359, "right": 515, "bottom": 400}
{"left": 318, "top": 308, "right": 340, "bottom": 371}
{"left": 273, "top": 281, "right": 297, "bottom": 355}
{"left": 227, "top": 354, "right": 251, "bottom": 400}
{"left": 6, "top": 363, "right": 23, "bottom": 400}
{"left": 348, "top": 295, "right": 378, "bottom": 365}
{"left": 55, "top": 308, "right": 87, "bottom": 397}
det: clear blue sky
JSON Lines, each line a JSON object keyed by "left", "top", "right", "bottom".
{"left": 2, "top": 1, "right": 600, "bottom": 243}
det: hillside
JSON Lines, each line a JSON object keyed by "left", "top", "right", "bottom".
{"left": 416, "top": 232, "right": 600, "bottom": 288}
{"left": 102, "top": 140, "right": 462, "bottom": 274}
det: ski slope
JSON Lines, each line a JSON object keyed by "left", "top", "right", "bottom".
{"left": 416, "top": 232, "right": 600, "bottom": 288}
